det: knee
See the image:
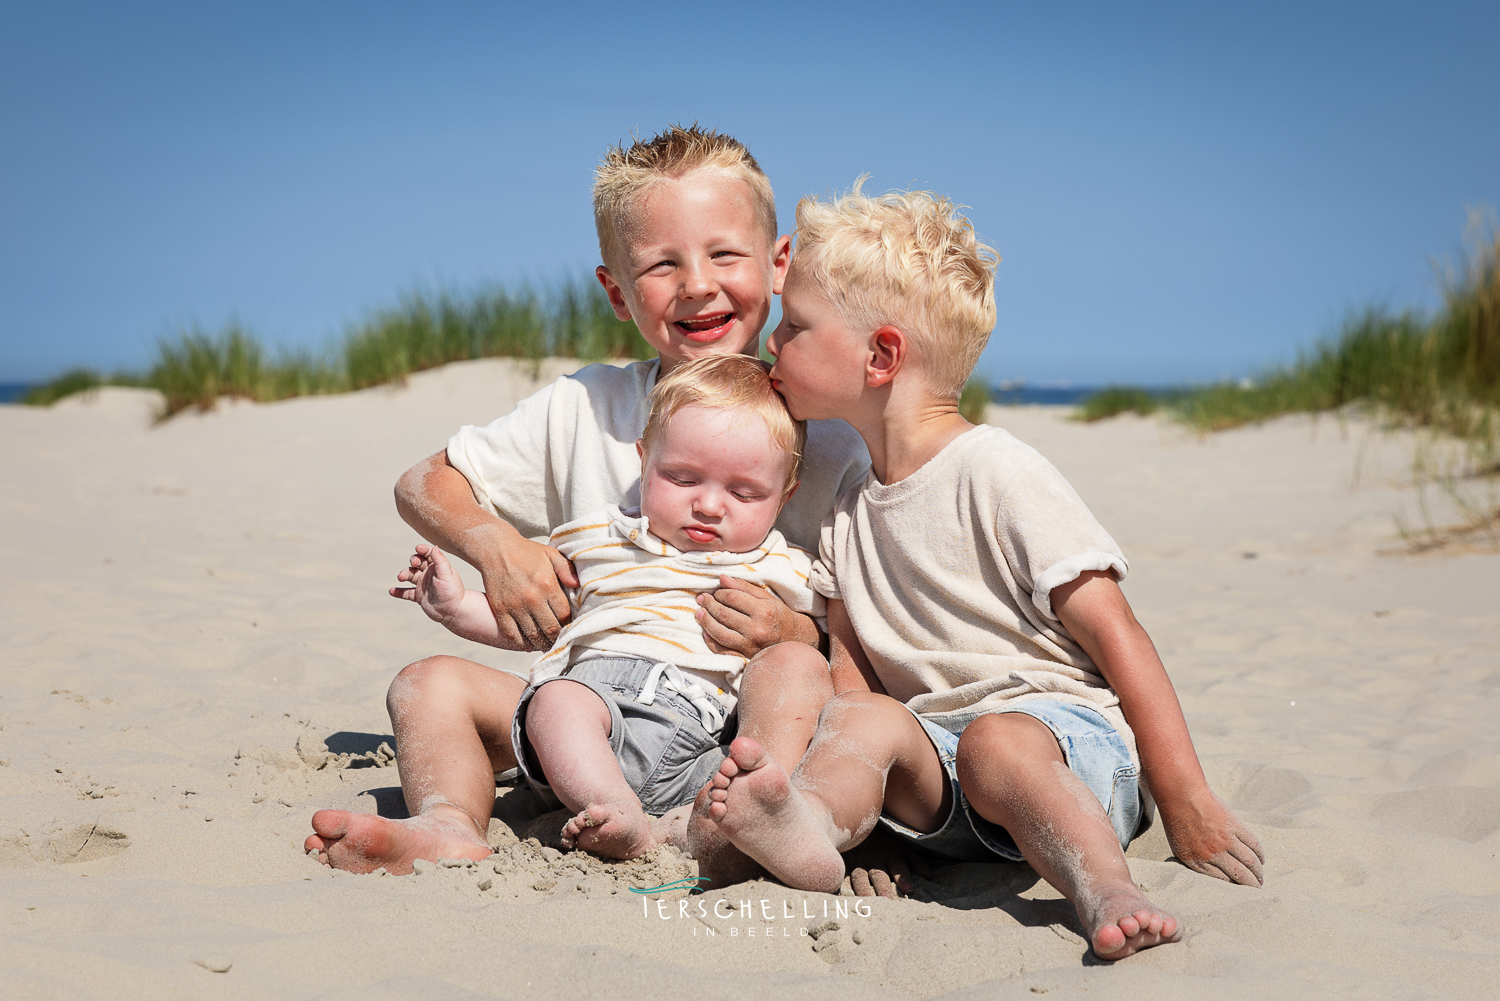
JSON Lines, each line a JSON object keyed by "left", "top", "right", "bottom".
{"left": 955, "top": 713, "right": 1056, "bottom": 786}
{"left": 386, "top": 655, "right": 467, "bottom": 715}
{"left": 741, "top": 642, "right": 831, "bottom": 693}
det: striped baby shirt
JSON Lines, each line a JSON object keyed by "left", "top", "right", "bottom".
{"left": 530, "top": 505, "right": 825, "bottom": 711}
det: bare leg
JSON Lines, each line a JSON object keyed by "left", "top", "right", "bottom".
{"left": 705, "top": 691, "right": 948, "bottom": 893}
{"left": 955, "top": 713, "right": 1181, "bottom": 960}
{"left": 305, "top": 655, "right": 520, "bottom": 874}
{"left": 686, "top": 643, "right": 835, "bottom": 885}
{"left": 525, "top": 680, "right": 659, "bottom": 859}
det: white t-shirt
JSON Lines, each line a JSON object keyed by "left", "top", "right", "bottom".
{"left": 446, "top": 359, "right": 870, "bottom": 554}
{"left": 531, "top": 505, "right": 825, "bottom": 712}
{"left": 811, "top": 424, "right": 1137, "bottom": 760}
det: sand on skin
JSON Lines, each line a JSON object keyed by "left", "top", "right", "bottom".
{"left": 1, "top": 357, "right": 1497, "bottom": 1000}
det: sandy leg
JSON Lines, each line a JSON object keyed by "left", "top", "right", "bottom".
{"left": 955, "top": 713, "right": 1182, "bottom": 960}
{"left": 306, "top": 654, "right": 521, "bottom": 874}
{"left": 304, "top": 804, "right": 492, "bottom": 875}
{"left": 684, "top": 644, "right": 834, "bottom": 885}
{"left": 705, "top": 737, "right": 848, "bottom": 893}
{"left": 707, "top": 691, "right": 947, "bottom": 894}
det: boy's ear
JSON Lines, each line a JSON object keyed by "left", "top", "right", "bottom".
{"left": 597, "top": 266, "right": 635, "bottom": 322}
{"left": 867, "top": 326, "right": 907, "bottom": 388}
{"left": 769, "top": 235, "right": 793, "bottom": 295}
{"left": 635, "top": 439, "right": 645, "bottom": 461}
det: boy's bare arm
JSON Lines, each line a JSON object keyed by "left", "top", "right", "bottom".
{"left": 828, "top": 599, "right": 885, "bottom": 695}
{"left": 1052, "top": 570, "right": 1265, "bottom": 887}
{"left": 697, "top": 577, "right": 820, "bottom": 658}
{"left": 395, "top": 451, "right": 578, "bottom": 651}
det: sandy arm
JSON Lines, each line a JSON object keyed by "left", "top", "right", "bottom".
{"left": 1052, "top": 570, "right": 1265, "bottom": 886}
{"left": 394, "top": 450, "right": 577, "bottom": 650}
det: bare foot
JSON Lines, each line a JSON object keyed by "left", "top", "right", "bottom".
{"left": 706, "top": 737, "right": 846, "bottom": 894}
{"left": 1078, "top": 880, "right": 1182, "bottom": 960}
{"left": 559, "top": 802, "right": 659, "bottom": 859}
{"left": 685, "top": 780, "right": 764, "bottom": 888}
{"left": 304, "top": 808, "right": 492, "bottom": 875}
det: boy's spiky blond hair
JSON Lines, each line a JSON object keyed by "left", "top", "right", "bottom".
{"left": 593, "top": 124, "right": 778, "bottom": 276}
{"left": 641, "top": 354, "right": 805, "bottom": 498}
{"left": 792, "top": 180, "right": 999, "bottom": 399}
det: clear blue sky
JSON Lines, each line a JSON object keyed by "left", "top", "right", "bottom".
{"left": 3, "top": 1, "right": 1496, "bottom": 385}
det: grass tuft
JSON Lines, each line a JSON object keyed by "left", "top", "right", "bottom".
{"left": 959, "top": 379, "right": 991, "bottom": 424}
{"left": 1076, "top": 386, "right": 1161, "bottom": 422}
{"left": 23, "top": 276, "right": 651, "bottom": 418}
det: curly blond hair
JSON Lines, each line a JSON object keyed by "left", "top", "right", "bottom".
{"left": 792, "top": 179, "right": 999, "bottom": 399}
{"left": 593, "top": 124, "right": 778, "bottom": 275}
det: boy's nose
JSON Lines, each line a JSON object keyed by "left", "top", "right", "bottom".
{"left": 680, "top": 264, "right": 719, "bottom": 300}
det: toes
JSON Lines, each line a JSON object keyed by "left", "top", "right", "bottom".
{"left": 707, "top": 802, "right": 727, "bottom": 822}
{"left": 1093, "top": 924, "right": 1126, "bottom": 957}
{"left": 1118, "top": 912, "right": 1141, "bottom": 938}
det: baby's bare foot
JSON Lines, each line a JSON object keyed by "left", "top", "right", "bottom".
{"left": 1078, "top": 880, "right": 1182, "bottom": 960}
{"left": 560, "top": 802, "right": 657, "bottom": 859}
{"left": 707, "top": 737, "right": 845, "bottom": 894}
{"left": 304, "top": 808, "right": 491, "bottom": 875}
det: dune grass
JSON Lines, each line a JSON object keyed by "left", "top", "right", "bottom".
{"left": 1075, "top": 386, "right": 1163, "bottom": 422}
{"left": 23, "top": 277, "right": 651, "bottom": 418}
{"left": 1078, "top": 215, "right": 1499, "bottom": 457}
{"left": 959, "top": 379, "right": 991, "bottom": 424}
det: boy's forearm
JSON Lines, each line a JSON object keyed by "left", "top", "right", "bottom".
{"left": 1054, "top": 574, "right": 1209, "bottom": 811}
{"left": 395, "top": 452, "right": 518, "bottom": 570}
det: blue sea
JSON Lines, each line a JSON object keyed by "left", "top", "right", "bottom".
{"left": 0, "top": 383, "right": 33, "bottom": 404}
{"left": 988, "top": 384, "right": 1099, "bottom": 406}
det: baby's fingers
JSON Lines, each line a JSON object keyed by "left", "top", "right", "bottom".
{"left": 388, "top": 586, "right": 419, "bottom": 601}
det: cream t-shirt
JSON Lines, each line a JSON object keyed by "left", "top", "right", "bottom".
{"left": 810, "top": 424, "right": 1137, "bottom": 760}
{"left": 446, "top": 359, "right": 870, "bottom": 554}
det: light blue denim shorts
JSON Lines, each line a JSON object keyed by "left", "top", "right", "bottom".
{"left": 879, "top": 699, "right": 1147, "bottom": 863}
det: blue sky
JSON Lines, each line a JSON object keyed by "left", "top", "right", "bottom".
{"left": 2, "top": 1, "right": 1496, "bottom": 385}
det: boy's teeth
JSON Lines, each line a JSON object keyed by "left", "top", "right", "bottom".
{"left": 678, "top": 314, "right": 732, "bottom": 331}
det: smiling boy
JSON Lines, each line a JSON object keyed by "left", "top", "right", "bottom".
{"left": 305, "top": 126, "right": 868, "bottom": 874}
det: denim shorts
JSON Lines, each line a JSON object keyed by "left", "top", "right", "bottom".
{"left": 510, "top": 657, "right": 734, "bottom": 817}
{"left": 879, "top": 699, "right": 1147, "bottom": 863}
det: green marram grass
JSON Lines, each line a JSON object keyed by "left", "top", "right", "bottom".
{"left": 1077, "top": 215, "right": 1499, "bottom": 463}
{"left": 24, "top": 277, "right": 651, "bottom": 419}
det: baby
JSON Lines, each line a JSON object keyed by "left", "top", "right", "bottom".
{"left": 393, "top": 353, "right": 822, "bottom": 859}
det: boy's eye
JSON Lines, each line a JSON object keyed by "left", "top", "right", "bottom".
{"left": 732, "top": 491, "right": 765, "bottom": 503}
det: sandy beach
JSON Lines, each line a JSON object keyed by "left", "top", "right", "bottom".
{"left": 2, "top": 357, "right": 1496, "bottom": 999}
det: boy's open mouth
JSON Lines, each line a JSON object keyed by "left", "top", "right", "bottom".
{"left": 683, "top": 525, "right": 719, "bottom": 544}
{"left": 674, "top": 312, "right": 736, "bottom": 342}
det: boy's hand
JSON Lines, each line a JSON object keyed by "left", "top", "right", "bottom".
{"left": 474, "top": 536, "right": 579, "bottom": 652}
{"left": 696, "top": 577, "right": 819, "bottom": 658}
{"left": 1160, "top": 789, "right": 1265, "bottom": 887}
{"left": 390, "top": 544, "right": 466, "bottom": 623}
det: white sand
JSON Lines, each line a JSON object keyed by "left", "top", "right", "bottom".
{"left": 1, "top": 358, "right": 1496, "bottom": 999}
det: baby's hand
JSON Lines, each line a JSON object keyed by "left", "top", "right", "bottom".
{"left": 390, "top": 544, "right": 467, "bottom": 624}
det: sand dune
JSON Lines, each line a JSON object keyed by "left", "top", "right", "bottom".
{"left": 1, "top": 358, "right": 1496, "bottom": 999}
